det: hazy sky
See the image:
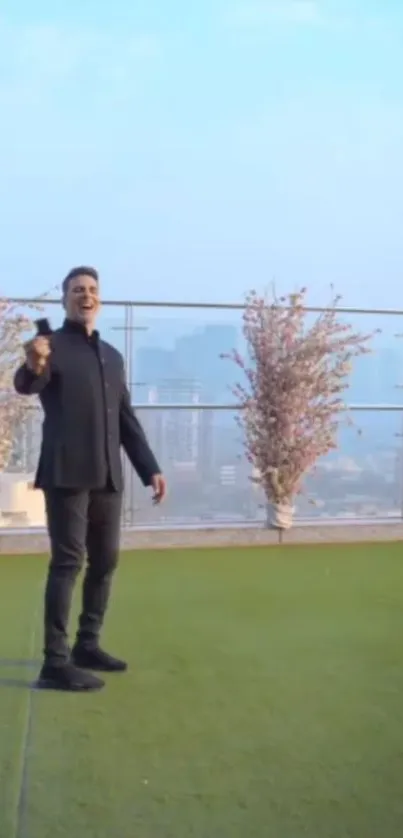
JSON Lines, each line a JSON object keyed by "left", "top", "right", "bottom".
{"left": 1, "top": 0, "right": 402, "bottom": 307}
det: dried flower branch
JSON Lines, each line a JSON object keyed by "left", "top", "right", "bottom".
{"left": 222, "top": 287, "right": 377, "bottom": 526}
{"left": 0, "top": 291, "right": 55, "bottom": 472}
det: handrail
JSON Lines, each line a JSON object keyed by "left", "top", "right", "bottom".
{"left": 23, "top": 402, "right": 403, "bottom": 412}
{"left": 6, "top": 297, "right": 403, "bottom": 317}
{"left": 131, "top": 403, "right": 403, "bottom": 411}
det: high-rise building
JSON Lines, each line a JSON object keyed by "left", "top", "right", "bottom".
{"left": 199, "top": 409, "right": 214, "bottom": 482}
{"left": 174, "top": 324, "right": 240, "bottom": 402}
{"left": 145, "top": 378, "right": 202, "bottom": 468}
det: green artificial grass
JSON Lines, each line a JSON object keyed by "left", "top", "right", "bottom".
{"left": 1, "top": 543, "right": 403, "bottom": 837}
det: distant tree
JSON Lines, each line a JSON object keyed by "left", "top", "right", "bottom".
{"left": 222, "top": 287, "right": 376, "bottom": 532}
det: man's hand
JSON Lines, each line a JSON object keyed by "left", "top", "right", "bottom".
{"left": 24, "top": 336, "right": 51, "bottom": 375}
{"left": 150, "top": 474, "right": 167, "bottom": 504}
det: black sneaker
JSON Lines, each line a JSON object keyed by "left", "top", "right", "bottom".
{"left": 72, "top": 646, "right": 128, "bottom": 673}
{"left": 37, "top": 661, "right": 105, "bottom": 692}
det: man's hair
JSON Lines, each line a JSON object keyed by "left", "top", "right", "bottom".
{"left": 62, "top": 266, "right": 99, "bottom": 295}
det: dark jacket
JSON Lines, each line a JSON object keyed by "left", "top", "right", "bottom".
{"left": 13, "top": 319, "right": 161, "bottom": 491}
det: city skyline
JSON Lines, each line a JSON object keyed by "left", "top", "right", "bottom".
{"left": 22, "top": 298, "right": 403, "bottom": 407}
{"left": 8, "top": 377, "right": 403, "bottom": 528}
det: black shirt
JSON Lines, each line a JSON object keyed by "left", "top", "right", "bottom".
{"left": 67, "top": 323, "right": 110, "bottom": 487}
{"left": 14, "top": 318, "right": 161, "bottom": 491}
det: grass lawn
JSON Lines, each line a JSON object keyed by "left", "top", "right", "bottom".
{"left": 1, "top": 543, "right": 403, "bottom": 838}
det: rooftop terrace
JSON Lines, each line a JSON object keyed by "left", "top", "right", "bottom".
{"left": 2, "top": 297, "right": 403, "bottom": 836}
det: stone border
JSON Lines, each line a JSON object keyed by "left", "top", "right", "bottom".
{"left": 1, "top": 522, "right": 403, "bottom": 554}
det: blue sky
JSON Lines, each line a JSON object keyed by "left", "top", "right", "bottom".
{"left": 1, "top": 0, "right": 403, "bottom": 307}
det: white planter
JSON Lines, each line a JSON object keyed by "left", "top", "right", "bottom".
{"left": 267, "top": 501, "right": 294, "bottom": 530}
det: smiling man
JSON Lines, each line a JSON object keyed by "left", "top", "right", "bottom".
{"left": 14, "top": 266, "right": 167, "bottom": 692}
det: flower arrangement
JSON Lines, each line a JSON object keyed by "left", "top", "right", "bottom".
{"left": 222, "top": 287, "right": 376, "bottom": 531}
{"left": 0, "top": 296, "right": 48, "bottom": 471}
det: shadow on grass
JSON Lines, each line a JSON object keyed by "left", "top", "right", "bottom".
{"left": 0, "top": 659, "right": 40, "bottom": 689}
{"left": 0, "top": 676, "right": 37, "bottom": 689}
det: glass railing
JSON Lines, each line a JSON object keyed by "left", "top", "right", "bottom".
{"left": 5, "top": 297, "right": 403, "bottom": 528}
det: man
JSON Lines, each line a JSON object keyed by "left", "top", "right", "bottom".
{"left": 14, "top": 266, "right": 166, "bottom": 692}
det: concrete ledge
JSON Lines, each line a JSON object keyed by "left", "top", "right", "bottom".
{"left": 0, "top": 522, "right": 403, "bottom": 554}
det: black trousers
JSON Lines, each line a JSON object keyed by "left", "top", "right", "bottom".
{"left": 43, "top": 488, "right": 122, "bottom": 665}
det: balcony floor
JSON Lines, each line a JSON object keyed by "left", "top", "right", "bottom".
{"left": 1, "top": 544, "right": 403, "bottom": 837}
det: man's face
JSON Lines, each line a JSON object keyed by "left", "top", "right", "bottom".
{"left": 63, "top": 274, "right": 100, "bottom": 330}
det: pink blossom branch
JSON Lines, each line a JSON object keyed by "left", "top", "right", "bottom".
{"left": 222, "top": 288, "right": 378, "bottom": 506}
{"left": 0, "top": 294, "right": 52, "bottom": 471}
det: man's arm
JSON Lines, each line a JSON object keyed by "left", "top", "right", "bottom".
{"left": 14, "top": 335, "right": 52, "bottom": 396}
{"left": 119, "top": 376, "right": 161, "bottom": 487}
{"left": 14, "top": 363, "right": 51, "bottom": 396}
